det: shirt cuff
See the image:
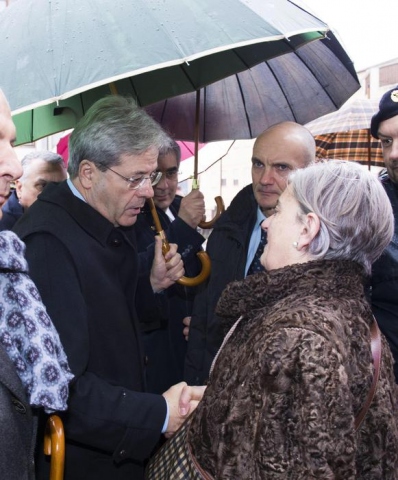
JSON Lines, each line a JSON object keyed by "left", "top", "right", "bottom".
{"left": 161, "top": 398, "right": 170, "bottom": 433}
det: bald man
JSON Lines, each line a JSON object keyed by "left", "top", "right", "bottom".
{"left": 184, "top": 122, "right": 316, "bottom": 385}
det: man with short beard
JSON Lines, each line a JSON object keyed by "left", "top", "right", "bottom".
{"left": 370, "top": 86, "right": 398, "bottom": 383}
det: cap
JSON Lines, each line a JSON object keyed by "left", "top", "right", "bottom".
{"left": 370, "top": 87, "right": 398, "bottom": 139}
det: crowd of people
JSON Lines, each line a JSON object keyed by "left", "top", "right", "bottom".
{"left": 0, "top": 82, "right": 398, "bottom": 479}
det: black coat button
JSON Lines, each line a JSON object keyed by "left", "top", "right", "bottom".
{"left": 111, "top": 238, "right": 121, "bottom": 247}
{"left": 144, "top": 355, "right": 149, "bottom": 366}
{"left": 11, "top": 398, "right": 27, "bottom": 414}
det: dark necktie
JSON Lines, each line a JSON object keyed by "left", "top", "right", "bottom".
{"left": 247, "top": 228, "right": 267, "bottom": 276}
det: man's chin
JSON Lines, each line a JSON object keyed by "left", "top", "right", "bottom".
{"left": 117, "top": 213, "right": 139, "bottom": 227}
{"left": 154, "top": 199, "right": 171, "bottom": 211}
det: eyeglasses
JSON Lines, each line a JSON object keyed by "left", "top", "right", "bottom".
{"left": 156, "top": 168, "right": 179, "bottom": 180}
{"left": 103, "top": 166, "right": 162, "bottom": 190}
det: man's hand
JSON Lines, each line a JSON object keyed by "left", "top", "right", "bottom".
{"left": 150, "top": 236, "right": 184, "bottom": 292}
{"left": 182, "top": 316, "right": 191, "bottom": 341}
{"left": 162, "top": 382, "right": 206, "bottom": 438}
{"left": 178, "top": 189, "right": 205, "bottom": 228}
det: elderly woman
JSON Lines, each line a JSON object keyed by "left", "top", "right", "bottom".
{"left": 147, "top": 160, "right": 398, "bottom": 479}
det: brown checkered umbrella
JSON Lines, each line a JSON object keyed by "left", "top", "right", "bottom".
{"left": 314, "top": 130, "right": 384, "bottom": 167}
{"left": 305, "top": 98, "right": 384, "bottom": 168}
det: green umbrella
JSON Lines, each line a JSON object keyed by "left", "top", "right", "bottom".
{"left": 0, "top": 0, "right": 329, "bottom": 145}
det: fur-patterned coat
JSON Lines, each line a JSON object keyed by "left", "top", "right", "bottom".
{"left": 188, "top": 260, "right": 398, "bottom": 479}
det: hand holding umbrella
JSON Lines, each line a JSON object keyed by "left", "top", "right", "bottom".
{"left": 148, "top": 197, "right": 211, "bottom": 287}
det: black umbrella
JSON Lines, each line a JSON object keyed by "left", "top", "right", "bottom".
{"left": 145, "top": 31, "right": 359, "bottom": 145}
{"left": 144, "top": 30, "right": 360, "bottom": 226}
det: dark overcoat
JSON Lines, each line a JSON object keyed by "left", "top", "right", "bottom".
{"left": 371, "top": 173, "right": 398, "bottom": 382}
{"left": 0, "top": 190, "right": 23, "bottom": 231}
{"left": 0, "top": 344, "right": 36, "bottom": 480}
{"left": 135, "top": 196, "right": 204, "bottom": 393}
{"left": 13, "top": 181, "right": 166, "bottom": 480}
{"left": 184, "top": 184, "right": 258, "bottom": 385}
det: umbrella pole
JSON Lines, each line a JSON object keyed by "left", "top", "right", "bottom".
{"left": 192, "top": 90, "right": 225, "bottom": 228}
{"left": 192, "top": 90, "right": 200, "bottom": 187}
{"left": 367, "top": 129, "right": 371, "bottom": 171}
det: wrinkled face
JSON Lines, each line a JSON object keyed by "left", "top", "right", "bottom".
{"left": 153, "top": 151, "right": 179, "bottom": 211}
{"left": 16, "top": 159, "right": 67, "bottom": 208}
{"left": 378, "top": 115, "right": 398, "bottom": 184}
{"left": 84, "top": 147, "right": 158, "bottom": 227}
{"left": 0, "top": 92, "right": 23, "bottom": 219}
{"left": 260, "top": 187, "right": 303, "bottom": 271}
{"left": 251, "top": 130, "right": 312, "bottom": 217}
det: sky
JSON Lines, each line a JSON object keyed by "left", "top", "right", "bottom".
{"left": 293, "top": 0, "right": 398, "bottom": 71}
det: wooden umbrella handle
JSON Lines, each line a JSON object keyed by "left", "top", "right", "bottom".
{"left": 147, "top": 198, "right": 211, "bottom": 286}
{"left": 44, "top": 415, "right": 65, "bottom": 480}
{"left": 198, "top": 196, "right": 225, "bottom": 229}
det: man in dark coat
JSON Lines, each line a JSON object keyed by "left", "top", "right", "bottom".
{"left": 135, "top": 141, "right": 205, "bottom": 393}
{"left": 0, "top": 150, "right": 66, "bottom": 231}
{"left": 0, "top": 187, "right": 22, "bottom": 230}
{"left": 0, "top": 345, "right": 36, "bottom": 480}
{"left": 13, "top": 96, "right": 205, "bottom": 480}
{"left": 184, "top": 122, "right": 316, "bottom": 385}
{"left": 370, "top": 86, "right": 398, "bottom": 383}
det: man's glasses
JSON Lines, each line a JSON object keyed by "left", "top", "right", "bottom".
{"left": 103, "top": 166, "right": 162, "bottom": 190}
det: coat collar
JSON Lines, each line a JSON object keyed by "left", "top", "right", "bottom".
{"left": 216, "top": 260, "right": 365, "bottom": 322}
{"left": 38, "top": 181, "right": 135, "bottom": 247}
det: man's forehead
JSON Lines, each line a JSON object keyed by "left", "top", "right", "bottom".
{"left": 158, "top": 153, "right": 178, "bottom": 168}
{"left": 378, "top": 115, "right": 398, "bottom": 137}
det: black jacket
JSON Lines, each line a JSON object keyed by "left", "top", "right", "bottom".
{"left": 135, "top": 196, "right": 205, "bottom": 393}
{"left": 13, "top": 181, "right": 166, "bottom": 480}
{"left": 0, "top": 344, "right": 36, "bottom": 480}
{"left": 0, "top": 190, "right": 23, "bottom": 231}
{"left": 371, "top": 173, "right": 398, "bottom": 383}
{"left": 184, "top": 184, "right": 259, "bottom": 385}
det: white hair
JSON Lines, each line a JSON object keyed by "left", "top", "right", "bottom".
{"left": 289, "top": 160, "right": 394, "bottom": 275}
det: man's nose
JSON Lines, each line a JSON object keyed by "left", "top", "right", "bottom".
{"left": 5, "top": 147, "right": 23, "bottom": 180}
{"left": 390, "top": 140, "right": 398, "bottom": 159}
{"left": 259, "top": 167, "right": 273, "bottom": 184}
{"left": 156, "top": 173, "right": 169, "bottom": 188}
{"left": 138, "top": 179, "right": 154, "bottom": 198}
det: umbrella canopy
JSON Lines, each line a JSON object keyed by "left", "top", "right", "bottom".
{"left": 305, "top": 98, "right": 384, "bottom": 168}
{"left": 145, "top": 31, "right": 360, "bottom": 143}
{"left": 314, "top": 130, "right": 384, "bottom": 167}
{"left": 1, "top": 0, "right": 328, "bottom": 119}
{"left": 305, "top": 97, "right": 380, "bottom": 135}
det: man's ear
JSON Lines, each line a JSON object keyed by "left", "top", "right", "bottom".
{"left": 297, "top": 212, "right": 320, "bottom": 250}
{"left": 15, "top": 179, "right": 22, "bottom": 199}
{"left": 78, "top": 160, "right": 95, "bottom": 188}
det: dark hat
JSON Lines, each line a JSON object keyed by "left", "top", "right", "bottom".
{"left": 371, "top": 87, "right": 398, "bottom": 138}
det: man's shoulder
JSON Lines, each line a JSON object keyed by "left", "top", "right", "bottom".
{"left": 216, "top": 184, "right": 256, "bottom": 226}
{"left": 13, "top": 183, "right": 76, "bottom": 238}
{"left": 379, "top": 173, "right": 398, "bottom": 209}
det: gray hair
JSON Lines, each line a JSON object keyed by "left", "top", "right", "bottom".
{"left": 289, "top": 160, "right": 394, "bottom": 275}
{"left": 158, "top": 139, "right": 182, "bottom": 167}
{"left": 68, "top": 95, "right": 172, "bottom": 178}
{"left": 20, "top": 150, "right": 65, "bottom": 181}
